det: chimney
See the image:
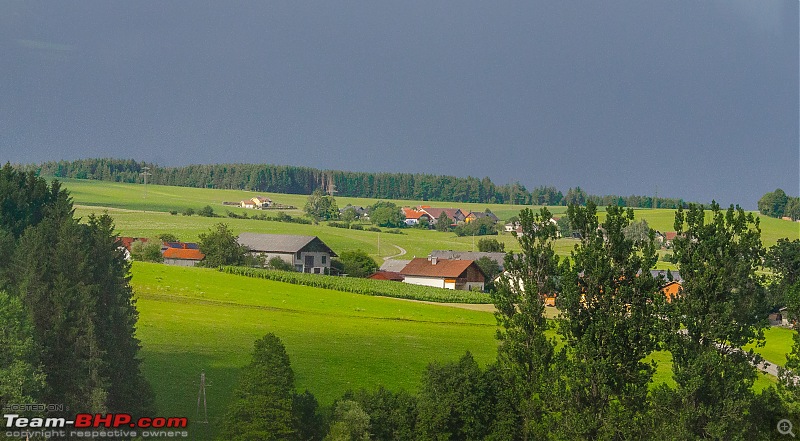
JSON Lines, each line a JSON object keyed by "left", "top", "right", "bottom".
{"left": 431, "top": 256, "right": 437, "bottom": 265}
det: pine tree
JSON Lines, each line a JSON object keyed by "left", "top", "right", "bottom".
{"left": 219, "top": 333, "right": 296, "bottom": 440}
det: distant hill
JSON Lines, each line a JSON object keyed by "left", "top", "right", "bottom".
{"left": 27, "top": 158, "right": 693, "bottom": 208}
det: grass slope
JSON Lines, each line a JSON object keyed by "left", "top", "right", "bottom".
{"left": 132, "top": 262, "right": 499, "bottom": 435}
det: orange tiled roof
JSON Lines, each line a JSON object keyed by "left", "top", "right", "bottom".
{"left": 163, "top": 248, "right": 205, "bottom": 261}
{"left": 402, "top": 207, "right": 427, "bottom": 219}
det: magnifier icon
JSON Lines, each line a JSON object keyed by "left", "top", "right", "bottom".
{"left": 779, "top": 419, "right": 796, "bottom": 437}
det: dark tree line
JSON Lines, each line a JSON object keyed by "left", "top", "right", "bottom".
{"left": 28, "top": 158, "right": 692, "bottom": 208}
{"left": 0, "top": 164, "right": 153, "bottom": 421}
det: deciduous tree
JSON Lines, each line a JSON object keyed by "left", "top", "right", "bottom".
{"left": 657, "top": 202, "right": 771, "bottom": 438}
{"left": 492, "top": 207, "right": 559, "bottom": 439}
{"left": 555, "top": 203, "right": 660, "bottom": 439}
{"left": 198, "top": 223, "right": 247, "bottom": 267}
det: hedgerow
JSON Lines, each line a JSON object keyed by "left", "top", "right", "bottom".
{"left": 220, "top": 266, "right": 492, "bottom": 304}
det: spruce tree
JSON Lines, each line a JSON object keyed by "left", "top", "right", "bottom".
{"left": 219, "top": 333, "right": 296, "bottom": 440}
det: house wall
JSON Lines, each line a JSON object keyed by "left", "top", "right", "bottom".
{"left": 164, "top": 258, "right": 201, "bottom": 267}
{"left": 403, "top": 276, "right": 446, "bottom": 289}
{"left": 297, "top": 251, "right": 331, "bottom": 273}
{"left": 250, "top": 251, "right": 332, "bottom": 273}
{"left": 464, "top": 266, "right": 485, "bottom": 283}
{"left": 464, "top": 281, "right": 484, "bottom": 291}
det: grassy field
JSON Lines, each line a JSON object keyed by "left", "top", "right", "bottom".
{"left": 134, "top": 262, "right": 781, "bottom": 437}
{"left": 60, "top": 178, "right": 796, "bottom": 274}
{"left": 132, "top": 262, "right": 500, "bottom": 434}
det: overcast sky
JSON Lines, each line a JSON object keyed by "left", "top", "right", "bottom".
{"left": 1, "top": 1, "right": 797, "bottom": 208}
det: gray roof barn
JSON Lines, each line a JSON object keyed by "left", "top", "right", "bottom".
{"left": 237, "top": 233, "right": 337, "bottom": 256}
{"left": 380, "top": 259, "right": 411, "bottom": 272}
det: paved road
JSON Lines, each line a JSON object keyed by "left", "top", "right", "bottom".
{"left": 384, "top": 244, "right": 407, "bottom": 261}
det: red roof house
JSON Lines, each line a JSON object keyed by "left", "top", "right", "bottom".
{"left": 400, "top": 257, "right": 485, "bottom": 291}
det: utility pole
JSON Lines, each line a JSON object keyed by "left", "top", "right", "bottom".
{"left": 195, "top": 371, "right": 209, "bottom": 440}
{"left": 140, "top": 166, "right": 151, "bottom": 199}
{"left": 654, "top": 185, "right": 658, "bottom": 209}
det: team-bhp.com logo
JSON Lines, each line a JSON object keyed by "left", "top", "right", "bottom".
{"left": 4, "top": 413, "right": 189, "bottom": 438}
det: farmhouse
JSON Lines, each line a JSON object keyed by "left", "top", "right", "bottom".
{"left": 429, "top": 250, "right": 508, "bottom": 270}
{"left": 402, "top": 207, "right": 432, "bottom": 226}
{"left": 240, "top": 196, "right": 272, "bottom": 209}
{"left": 400, "top": 257, "right": 486, "bottom": 291}
{"left": 418, "top": 207, "right": 466, "bottom": 225}
{"left": 368, "top": 271, "right": 404, "bottom": 282}
{"left": 650, "top": 270, "right": 683, "bottom": 302}
{"left": 237, "top": 232, "right": 337, "bottom": 274}
{"left": 464, "top": 211, "right": 499, "bottom": 224}
{"left": 161, "top": 241, "right": 204, "bottom": 267}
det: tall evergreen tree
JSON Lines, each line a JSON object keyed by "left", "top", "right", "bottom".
{"left": 0, "top": 291, "right": 46, "bottom": 412}
{"left": 219, "top": 333, "right": 296, "bottom": 440}
{"left": 0, "top": 164, "right": 153, "bottom": 417}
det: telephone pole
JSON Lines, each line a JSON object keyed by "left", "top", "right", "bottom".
{"left": 194, "top": 371, "right": 209, "bottom": 440}
{"left": 140, "top": 167, "right": 152, "bottom": 199}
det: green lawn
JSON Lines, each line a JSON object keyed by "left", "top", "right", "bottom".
{"left": 748, "top": 326, "right": 797, "bottom": 367}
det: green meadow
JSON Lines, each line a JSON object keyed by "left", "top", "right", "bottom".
{"left": 132, "top": 262, "right": 499, "bottom": 433}
{"left": 60, "top": 177, "right": 796, "bottom": 268}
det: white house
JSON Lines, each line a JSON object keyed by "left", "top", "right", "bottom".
{"left": 399, "top": 257, "right": 486, "bottom": 291}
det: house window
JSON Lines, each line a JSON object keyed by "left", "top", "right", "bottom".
{"left": 322, "top": 255, "right": 327, "bottom": 264}
{"left": 296, "top": 251, "right": 301, "bottom": 259}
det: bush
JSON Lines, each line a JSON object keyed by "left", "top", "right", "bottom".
{"left": 368, "top": 227, "right": 381, "bottom": 233}
{"left": 130, "top": 240, "right": 163, "bottom": 263}
{"left": 198, "top": 205, "right": 216, "bottom": 217}
{"left": 334, "top": 250, "right": 379, "bottom": 278}
{"left": 220, "top": 266, "right": 493, "bottom": 304}
{"left": 158, "top": 233, "right": 178, "bottom": 242}
{"left": 169, "top": 210, "right": 178, "bottom": 216}
{"left": 350, "top": 224, "right": 364, "bottom": 231}
{"left": 385, "top": 229, "right": 404, "bottom": 235}
{"left": 182, "top": 207, "right": 195, "bottom": 216}
{"left": 477, "top": 238, "right": 504, "bottom": 252}
{"left": 268, "top": 257, "right": 295, "bottom": 272}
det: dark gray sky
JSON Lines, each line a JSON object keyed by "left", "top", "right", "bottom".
{"left": 1, "top": 1, "right": 797, "bottom": 208}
